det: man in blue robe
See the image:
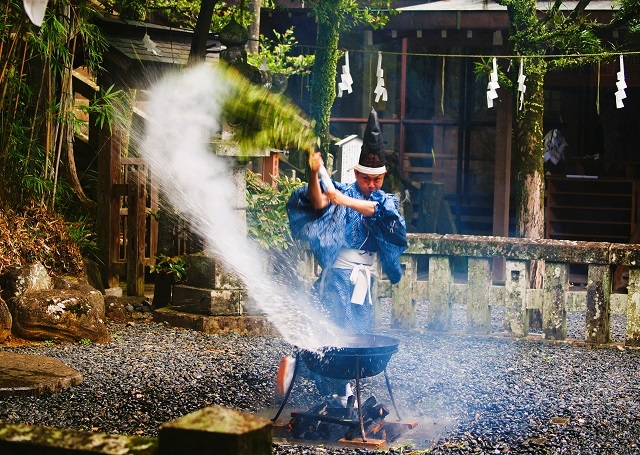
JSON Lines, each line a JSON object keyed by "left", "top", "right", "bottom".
{"left": 278, "top": 108, "right": 407, "bottom": 401}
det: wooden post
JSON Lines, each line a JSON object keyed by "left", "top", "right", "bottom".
{"left": 417, "top": 182, "right": 444, "bottom": 233}
{"left": 585, "top": 264, "right": 611, "bottom": 343}
{"left": 261, "top": 153, "right": 279, "bottom": 187}
{"left": 626, "top": 267, "right": 640, "bottom": 346}
{"left": 504, "top": 260, "right": 529, "bottom": 336}
{"left": 467, "top": 258, "right": 491, "bottom": 333}
{"left": 427, "top": 256, "right": 451, "bottom": 332}
{"left": 96, "top": 127, "right": 123, "bottom": 288}
{"left": 391, "top": 256, "right": 416, "bottom": 329}
{"left": 542, "top": 262, "right": 568, "bottom": 340}
{"left": 492, "top": 91, "right": 512, "bottom": 283}
{"left": 127, "top": 169, "right": 146, "bottom": 297}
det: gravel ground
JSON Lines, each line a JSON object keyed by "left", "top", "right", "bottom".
{"left": 1, "top": 306, "right": 640, "bottom": 455}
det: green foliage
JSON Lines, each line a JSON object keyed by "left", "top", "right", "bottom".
{"left": 265, "top": 0, "right": 396, "bottom": 30}
{"left": 221, "top": 65, "right": 318, "bottom": 154}
{"left": 0, "top": 0, "right": 109, "bottom": 209}
{"left": 109, "top": 0, "right": 252, "bottom": 33}
{"left": 79, "top": 338, "right": 91, "bottom": 345}
{"left": 149, "top": 254, "right": 188, "bottom": 282}
{"left": 118, "top": 0, "right": 147, "bottom": 20}
{"left": 67, "top": 215, "right": 99, "bottom": 261}
{"left": 247, "top": 27, "right": 315, "bottom": 76}
{"left": 473, "top": 57, "right": 514, "bottom": 91}
{"left": 245, "top": 170, "right": 305, "bottom": 252}
{"left": 76, "top": 84, "right": 128, "bottom": 133}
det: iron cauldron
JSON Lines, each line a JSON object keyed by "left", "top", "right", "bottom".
{"left": 299, "top": 334, "right": 399, "bottom": 380}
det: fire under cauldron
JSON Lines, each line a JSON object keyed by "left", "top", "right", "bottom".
{"left": 273, "top": 334, "right": 402, "bottom": 442}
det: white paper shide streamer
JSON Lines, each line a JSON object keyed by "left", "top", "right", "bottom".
{"left": 337, "top": 51, "right": 353, "bottom": 98}
{"left": 143, "top": 33, "right": 161, "bottom": 56}
{"left": 374, "top": 52, "right": 388, "bottom": 103}
{"left": 486, "top": 57, "right": 500, "bottom": 108}
{"left": 517, "top": 59, "right": 526, "bottom": 111}
{"left": 23, "top": 0, "right": 48, "bottom": 26}
{"left": 615, "top": 55, "right": 627, "bottom": 109}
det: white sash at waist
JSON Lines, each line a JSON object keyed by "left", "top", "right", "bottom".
{"left": 332, "top": 249, "right": 377, "bottom": 305}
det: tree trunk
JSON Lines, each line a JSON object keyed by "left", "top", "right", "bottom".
{"left": 506, "top": 0, "right": 547, "bottom": 290}
{"left": 247, "top": 0, "right": 261, "bottom": 55}
{"left": 513, "top": 61, "right": 545, "bottom": 240}
{"left": 188, "top": 0, "right": 219, "bottom": 65}
{"left": 309, "top": 0, "right": 342, "bottom": 157}
{"left": 512, "top": 58, "right": 547, "bottom": 289}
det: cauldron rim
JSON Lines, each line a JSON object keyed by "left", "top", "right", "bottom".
{"left": 306, "top": 333, "right": 399, "bottom": 353}
{"left": 299, "top": 333, "right": 399, "bottom": 379}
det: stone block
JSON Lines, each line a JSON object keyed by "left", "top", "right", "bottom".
{"left": 185, "top": 253, "right": 217, "bottom": 289}
{"left": 504, "top": 260, "right": 529, "bottom": 337}
{"left": 215, "top": 264, "right": 243, "bottom": 290}
{"left": 585, "top": 264, "right": 611, "bottom": 343}
{"left": 159, "top": 405, "right": 272, "bottom": 455}
{"left": 152, "top": 308, "right": 276, "bottom": 336}
{"left": 542, "top": 262, "right": 568, "bottom": 340}
{"left": 171, "top": 285, "right": 245, "bottom": 315}
{"left": 0, "top": 352, "right": 82, "bottom": 397}
{"left": 185, "top": 254, "right": 244, "bottom": 290}
{"left": 391, "top": 256, "right": 416, "bottom": 329}
{"left": 427, "top": 256, "right": 452, "bottom": 331}
{"left": 467, "top": 258, "right": 491, "bottom": 334}
{"left": 626, "top": 267, "right": 640, "bottom": 345}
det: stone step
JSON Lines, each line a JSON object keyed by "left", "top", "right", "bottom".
{"left": 171, "top": 285, "right": 246, "bottom": 316}
{"left": 0, "top": 352, "right": 82, "bottom": 397}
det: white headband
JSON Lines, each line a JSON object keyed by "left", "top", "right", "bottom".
{"left": 354, "top": 164, "right": 387, "bottom": 175}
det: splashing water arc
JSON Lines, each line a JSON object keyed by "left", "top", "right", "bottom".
{"left": 140, "top": 63, "right": 343, "bottom": 351}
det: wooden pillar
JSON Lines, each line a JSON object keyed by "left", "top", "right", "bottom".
{"left": 467, "top": 257, "right": 491, "bottom": 333}
{"left": 427, "top": 255, "right": 451, "bottom": 332}
{"left": 417, "top": 182, "right": 444, "bottom": 233}
{"left": 127, "top": 169, "right": 146, "bottom": 297}
{"left": 492, "top": 91, "right": 512, "bottom": 283}
{"left": 504, "top": 260, "right": 529, "bottom": 336}
{"left": 585, "top": 264, "right": 611, "bottom": 343}
{"left": 96, "top": 127, "right": 123, "bottom": 288}
{"left": 390, "top": 255, "right": 416, "bottom": 329}
{"left": 261, "top": 152, "right": 279, "bottom": 187}
{"left": 542, "top": 262, "right": 568, "bottom": 340}
{"left": 626, "top": 267, "right": 640, "bottom": 346}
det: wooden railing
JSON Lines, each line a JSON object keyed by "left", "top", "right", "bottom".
{"left": 373, "top": 233, "right": 640, "bottom": 346}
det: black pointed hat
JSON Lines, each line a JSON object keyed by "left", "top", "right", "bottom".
{"left": 355, "top": 107, "right": 387, "bottom": 174}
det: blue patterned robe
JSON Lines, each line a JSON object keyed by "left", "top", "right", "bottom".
{"left": 286, "top": 180, "right": 408, "bottom": 334}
